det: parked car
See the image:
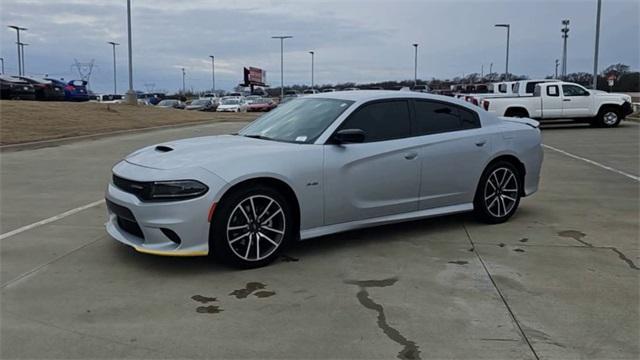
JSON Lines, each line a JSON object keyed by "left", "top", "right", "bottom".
{"left": 321, "top": 88, "right": 337, "bottom": 92}
{"left": 156, "top": 99, "right": 185, "bottom": 109}
{"left": 0, "top": 75, "right": 36, "bottom": 100}
{"left": 14, "top": 76, "right": 65, "bottom": 101}
{"left": 216, "top": 98, "right": 247, "bottom": 112}
{"left": 246, "top": 98, "right": 276, "bottom": 112}
{"left": 185, "top": 99, "right": 216, "bottom": 111}
{"left": 91, "top": 94, "right": 124, "bottom": 103}
{"left": 343, "top": 87, "right": 359, "bottom": 91}
{"left": 105, "top": 91, "right": 543, "bottom": 267}
{"left": 302, "top": 89, "right": 320, "bottom": 95}
{"left": 60, "top": 80, "right": 90, "bottom": 101}
{"left": 412, "top": 85, "right": 431, "bottom": 93}
{"left": 482, "top": 81, "right": 634, "bottom": 127}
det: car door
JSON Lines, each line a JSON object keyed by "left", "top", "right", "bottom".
{"left": 541, "top": 84, "right": 563, "bottom": 118}
{"left": 323, "top": 100, "right": 420, "bottom": 225}
{"left": 562, "top": 84, "right": 592, "bottom": 117}
{"left": 412, "top": 99, "right": 493, "bottom": 210}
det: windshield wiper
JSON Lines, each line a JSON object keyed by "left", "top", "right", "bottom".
{"left": 243, "top": 134, "right": 274, "bottom": 141}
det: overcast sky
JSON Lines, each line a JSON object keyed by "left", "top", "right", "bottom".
{"left": 1, "top": 0, "right": 638, "bottom": 93}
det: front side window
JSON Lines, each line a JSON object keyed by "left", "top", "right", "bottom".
{"left": 239, "top": 98, "right": 353, "bottom": 144}
{"left": 338, "top": 100, "right": 411, "bottom": 143}
{"left": 562, "top": 84, "right": 589, "bottom": 96}
{"left": 414, "top": 100, "right": 480, "bottom": 135}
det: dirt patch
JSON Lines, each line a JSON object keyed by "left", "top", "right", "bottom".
{"left": 0, "top": 100, "right": 259, "bottom": 145}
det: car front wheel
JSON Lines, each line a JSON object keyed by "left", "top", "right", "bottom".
{"left": 210, "top": 185, "right": 293, "bottom": 268}
{"left": 474, "top": 161, "right": 521, "bottom": 224}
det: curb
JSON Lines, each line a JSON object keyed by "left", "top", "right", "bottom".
{"left": 0, "top": 119, "right": 247, "bottom": 152}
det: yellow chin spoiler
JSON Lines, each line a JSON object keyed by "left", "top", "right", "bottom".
{"left": 134, "top": 246, "right": 208, "bottom": 257}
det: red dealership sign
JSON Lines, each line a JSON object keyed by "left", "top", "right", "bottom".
{"left": 243, "top": 67, "right": 266, "bottom": 86}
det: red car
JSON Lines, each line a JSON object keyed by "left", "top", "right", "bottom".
{"left": 246, "top": 98, "right": 276, "bottom": 112}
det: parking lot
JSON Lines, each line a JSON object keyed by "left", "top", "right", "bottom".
{"left": 1, "top": 120, "right": 638, "bottom": 359}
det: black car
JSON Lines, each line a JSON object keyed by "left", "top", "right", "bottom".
{"left": 15, "top": 76, "right": 65, "bottom": 101}
{"left": 0, "top": 75, "right": 36, "bottom": 100}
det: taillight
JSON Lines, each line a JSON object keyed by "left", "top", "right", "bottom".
{"left": 483, "top": 101, "right": 490, "bottom": 111}
{"left": 64, "top": 85, "right": 75, "bottom": 91}
{"left": 471, "top": 98, "right": 478, "bottom": 105}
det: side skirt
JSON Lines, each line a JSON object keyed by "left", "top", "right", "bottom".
{"left": 299, "top": 203, "right": 474, "bottom": 240}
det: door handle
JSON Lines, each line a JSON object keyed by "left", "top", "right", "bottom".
{"left": 404, "top": 152, "right": 418, "bottom": 160}
{"left": 475, "top": 140, "right": 487, "bottom": 147}
{"left": 563, "top": 99, "right": 571, "bottom": 102}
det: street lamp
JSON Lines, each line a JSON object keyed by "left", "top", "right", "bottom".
{"left": 412, "top": 43, "right": 418, "bottom": 87}
{"left": 555, "top": 59, "right": 560, "bottom": 79}
{"left": 494, "top": 24, "right": 510, "bottom": 80}
{"left": 592, "top": 0, "right": 602, "bottom": 89}
{"left": 108, "top": 42, "right": 119, "bottom": 94}
{"left": 124, "top": 0, "right": 136, "bottom": 105}
{"left": 0, "top": 57, "right": 4, "bottom": 74}
{"left": 181, "top": 67, "right": 186, "bottom": 94}
{"left": 8, "top": 25, "right": 27, "bottom": 76}
{"left": 18, "top": 42, "right": 28, "bottom": 74}
{"left": 271, "top": 35, "right": 292, "bottom": 99}
{"left": 561, "top": 19, "right": 570, "bottom": 79}
{"left": 209, "top": 55, "right": 215, "bottom": 93}
{"left": 309, "top": 51, "right": 314, "bottom": 89}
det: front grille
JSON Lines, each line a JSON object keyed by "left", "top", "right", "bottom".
{"left": 113, "top": 175, "right": 151, "bottom": 200}
{"left": 106, "top": 199, "right": 145, "bottom": 239}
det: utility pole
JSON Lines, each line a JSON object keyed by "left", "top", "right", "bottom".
{"left": 181, "top": 67, "right": 186, "bottom": 94}
{"left": 592, "top": 0, "right": 602, "bottom": 89}
{"left": 412, "top": 43, "right": 418, "bottom": 87}
{"left": 561, "top": 19, "right": 570, "bottom": 79}
{"left": 494, "top": 24, "right": 510, "bottom": 80}
{"left": 8, "top": 26, "right": 27, "bottom": 76}
{"left": 489, "top": 62, "right": 493, "bottom": 75}
{"left": 555, "top": 59, "right": 560, "bottom": 79}
{"left": 0, "top": 57, "right": 4, "bottom": 74}
{"left": 108, "top": 42, "right": 119, "bottom": 94}
{"left": 18, "top": 42, "right": 28, "bottom": 75}
{"left": 271, "top": 35, "right": 292, "bottom": 99}
{"left": 481, "top": 64, "right": 484, "bottom": 78}
{"left": 209, "top": 55, "right": 215, "bottom": 93}
{"left": 124, "top": 0, "right": 136, "bottom": 104}
{"left": 309, "top": 51, "right": 315, "bottom": 89}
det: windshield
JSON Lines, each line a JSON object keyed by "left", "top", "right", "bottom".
{"left": 191, "top": 100, "right": 209, "bottom": 105}
{"left": 239, "top": 98, "right": 354, "bottom": 144}
{"left": 222, "top": 99, "right": 239, "bottom": 105}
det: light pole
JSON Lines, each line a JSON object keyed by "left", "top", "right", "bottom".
{"left": 108, "top": 42, "right": 119, "bottom": 94}
{"left": 489, "top": 62, "right": 493, "bottom": 75}
{"left": 0, "top": 57, "right": 4, "bottom": 74}
{"left": 124, "top": 0, "right": 136, "bottom": 104}
{"left": 181, "top": 67, "right": 186, "bottom": 94}
{"left": 8, "top": 25, "right": 27, "bottom": 76}
{"left": 494, "top": 24, "right": 510, "bottom": 80}
{"left": 209, "top": 55, "right": 215, "bottom": 93}
{"left": 271, "top": 35, "right": 292, "bottom": 99}
{"left": 592, "top": 0, "right": 602, "bottom": 89}
{"left": 412, "top": 43, "right": 418, "bottom": 87}
{"left": 18, "top": 42, "right": 28, "bottom": 75}
{"left": 555, "top": 59, "right": 560, "bottom": 79}
{"left": 561, "top": 19, "right": 570, "bottom": 79}
{"left": 481, "top": 64, "right": 484, "bottom": 78}
{"left": 309, "top": 51, "right": 314, "bottom": 89}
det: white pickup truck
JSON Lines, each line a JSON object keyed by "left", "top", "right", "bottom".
{"left": 482, "top": 81, "right": 634, "bottom": 127}
{"left": 466, "top": 79, "right": 556, "bottom": 106}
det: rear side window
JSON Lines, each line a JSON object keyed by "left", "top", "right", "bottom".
{"left": 525, "top": 81, "right": 544, "bottom": 94}
{"left": 413, "top": 100, "right": 480, "bottom": 135}
{"left": 340, "top": 100, "right": 411, "bottom": 142}
{"left": 498, "top": 84, "right": 507, "bottom": 93}
{"left": 547, "top": 85, "right": 559, "bottom": 97}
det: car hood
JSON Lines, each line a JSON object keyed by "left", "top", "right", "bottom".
{"left": 591, "top": 91, "right": 632, "bottom": 102}
{"left": 125, "top": 135, "right": 297, "bottom": 171}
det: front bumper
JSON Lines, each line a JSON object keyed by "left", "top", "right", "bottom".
{"left": 622, "top": 101, "right": 634, "bottom": 117}
{"left": 105, "top": 161, "right": 227, "bottom": 256}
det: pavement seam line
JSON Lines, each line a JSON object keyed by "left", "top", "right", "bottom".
{"left": 0, "top": 199, "right": 105, "bottom": 240}
{"left": 462, "top": 223, "right": 541, "bottom": 360}
{"left": 542, "top": 144, "right": 639, "bottom": 182}
{"left": 1, "top": 234, "right": 107, "bottom": 289}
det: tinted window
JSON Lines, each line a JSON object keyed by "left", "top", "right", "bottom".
{"left": 498, "top": 84, "right": 507, "bottom": 93}
{"left": 562, "top": 84, "right": 589, "bottom": 96}
{"left": 547, "top": 85, "right": 559, "bottom": 97}
{"left": 525, "top": 81, "right": 545, "bottom": 94}
{"left": 339, "top": 100, "right": 411, "bottom": 142}
{"left": 414, "top": 100, "right": 480, "bottom": 135}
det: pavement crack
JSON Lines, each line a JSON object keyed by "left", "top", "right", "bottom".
{"left": 558, "top": 230, "right": 639, "bottom": 271}
{"left": 462, "top": 223, "right": 540, "bottom": 360}
{"left": 344, "top": 277, "right": 420, "bottom": 360}
{"left": 608, "top": 247, "right": 640, "bottom": 271}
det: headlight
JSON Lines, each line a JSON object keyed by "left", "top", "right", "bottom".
{"left": 148, "top": 180, "right": 209, "bottom": 201}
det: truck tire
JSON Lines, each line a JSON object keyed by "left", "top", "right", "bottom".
{"left": 504, "top": 108, "right": 529, "bottom": 118}
{"left": 592, "top": 106, "right": 622, "bottom": 128}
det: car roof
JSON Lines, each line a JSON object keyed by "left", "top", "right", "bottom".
{"left": 303, "top": 90, "right": 457, "bottom": 102}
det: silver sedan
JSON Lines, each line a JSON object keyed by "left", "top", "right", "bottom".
{"left": 105, "top": 91, "right": 543, "bottom": 268}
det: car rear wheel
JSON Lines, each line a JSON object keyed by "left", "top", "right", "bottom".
{"left": 210, "top": 185, "right": 292, "bottom": 268}
{"left": 474, "top": 161, "right": 521, "bottom": 224}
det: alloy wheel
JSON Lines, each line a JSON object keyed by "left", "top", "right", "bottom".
{"left": 484, "top": 167, "right": 519, "bottom": 218}
{"left": 603, "top": 111, "right": 618, "bottom": 126}
{"left": 226, "top": 195, "right": 286, "bottom": 261}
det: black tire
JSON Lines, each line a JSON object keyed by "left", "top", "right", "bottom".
{"left": 473, "top": 161, "right": 522, "bottom": 224}
{"left": 592, "top": 106, "right": 622, "bottom": 128}
{"left": 210, "top": 184, "right": 293, "bottom": 268}
{"left": 504, "top": 108, "right": 529, "bottom": 118}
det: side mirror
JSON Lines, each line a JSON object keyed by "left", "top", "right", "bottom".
{"left": 332, "top": 129, "right": 365, "bottom": 144}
